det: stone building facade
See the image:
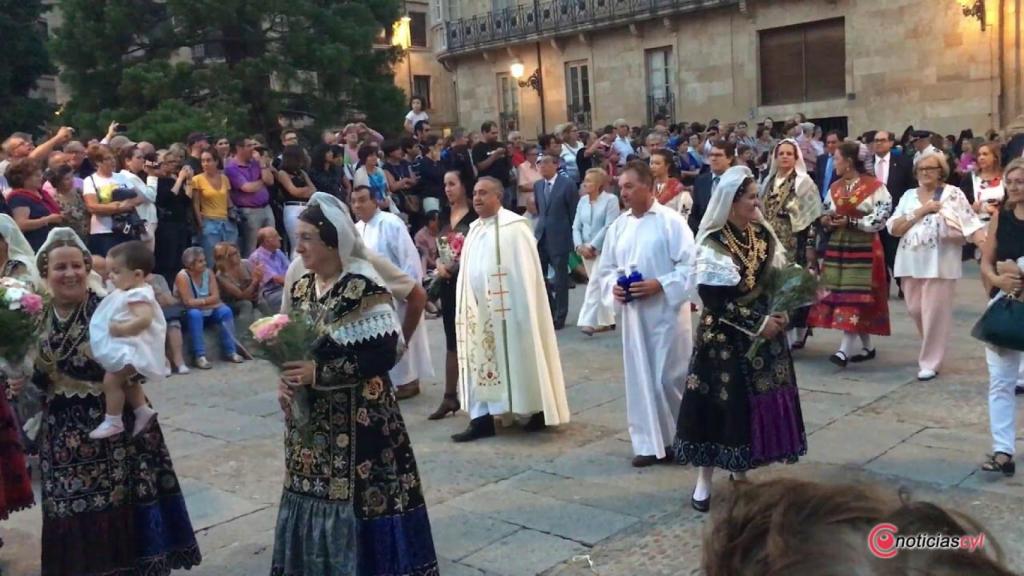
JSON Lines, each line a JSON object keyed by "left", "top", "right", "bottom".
{"left": 436, "top": 0, "right": 1024, "bottom": 139}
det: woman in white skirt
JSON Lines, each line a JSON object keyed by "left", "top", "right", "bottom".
{"left": 574, "top": 168, "right": 620, "bottom": 335}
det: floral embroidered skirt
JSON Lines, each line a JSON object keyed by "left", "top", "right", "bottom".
{"left": 809, "top": 228, "right": 891, "bottom": 335}
{"left": 0, "top": 387, "right": 33, "bottom": 522}
{"left": 39, "top": 392, "right": 201, "bottom": 576}
{"left": 674, "top": 315, "right": 807, "bottom": 472}
{"left": 271, "top": 378, "right": 438, "bottom": 576}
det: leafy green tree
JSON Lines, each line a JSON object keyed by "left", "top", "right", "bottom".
{"left": 0, "top": 0, "right": 55, "bottom": 136}
{"left": 51, "top": 0, "right": 407, "bottom": 144}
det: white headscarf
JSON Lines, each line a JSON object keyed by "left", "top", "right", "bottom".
{"left": 305, "top": 192, "right": 387, "bottom": 288}
{"left": 695, "top": 166, "right": 786, "bottom": 286}
{"left": 35, "top": 227, "right": 108, "bottom": 296}
{"left": 696, "top": 165, "right": 758, "bottom": 246}
{"left": 0, "top": 214, "right": 41, "bottom": 288}
{"left": 758, "top": 138, "right": 822, "bottom": 232}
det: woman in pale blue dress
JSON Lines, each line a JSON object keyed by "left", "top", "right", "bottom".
{"left": 574, "top": 168, "right": 621, "bottom": 334}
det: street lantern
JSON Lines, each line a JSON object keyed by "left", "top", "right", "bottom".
{"left": 510, "top": 60, "right": 525, "bottom": 79}
{"left": 958, "top": 0, "right": 986, "bottom": 30}
{"left": 392, "top": 15, "right": 412, "bottom": 50}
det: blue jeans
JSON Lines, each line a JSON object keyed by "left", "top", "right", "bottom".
{"left": 201, "top": 218, "right": 239, "bottom": 265}
{"left": 185, "top": 305, "right": 236, "bottom": 358}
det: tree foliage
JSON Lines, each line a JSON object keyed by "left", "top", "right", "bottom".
{"left": 51, "top": 0, "right": 408, "bottom": 144}
{"left": 0, "top": 0, "right": 55, "bottom": 136}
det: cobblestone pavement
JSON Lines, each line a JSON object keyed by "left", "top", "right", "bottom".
{"left": 4, "top": 266, "right": 1023, "bottom": 575}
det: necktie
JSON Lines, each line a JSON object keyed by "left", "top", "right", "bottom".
{"left": 711, "top": 176, "right": 720, "bottom": 193}
{"left": 877, "top": 157, "right": 888, "bottom": 185}
{"left": 824, "top": 158, "right": 834, "bottom": 197}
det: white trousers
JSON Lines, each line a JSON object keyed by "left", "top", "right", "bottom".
{"left": 986, "top": 346, "right": 1022, "bottom": 455}
{"left": 283, "top": 204, "right": 306, "bottom": 257}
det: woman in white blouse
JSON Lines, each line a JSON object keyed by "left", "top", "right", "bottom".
{"left": 574, "top": 168, "right": 621, "bottom": 335}
{"left": 117, "top": 145, "right": 159, "bottom": 251}
{"left": 886, "top": 151, "right": 986, "bottom": 381}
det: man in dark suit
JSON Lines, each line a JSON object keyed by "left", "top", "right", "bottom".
{"left": 872, "top": 129, "right": 916, "bottom": 296}
{"left": 534, "top": 153, "right": 578, "bottom": 329}
{"left": 688, "top": 139, "right": 735, "bottom": 234}
{"left": 815, "top": 130, "right": 843, "bottom": 197}
{"left": 1005, "top": 132, "right": 1024, "bottom": 166}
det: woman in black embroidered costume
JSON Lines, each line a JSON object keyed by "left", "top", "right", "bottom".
{"left": 28, "top": 227, "right": 201, "bottom": 575}
{"left": 674, "top": 166, "right": 807, "bottom": 514}
{"left": 271, "top": 193, "right": 438, "bottom": 576}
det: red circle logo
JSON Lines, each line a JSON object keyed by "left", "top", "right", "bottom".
{"left": 868, "top": 523, "right": 899, "bottom": 559}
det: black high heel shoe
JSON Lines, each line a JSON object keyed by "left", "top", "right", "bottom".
{"left": 791, "top": 328, "right": 812, "bottom": 350}
{"left": 428, "top": 393, "right": 460, "bottom": 420}
{"left": 691, "top": 493, "right": 710, "bottom": 513}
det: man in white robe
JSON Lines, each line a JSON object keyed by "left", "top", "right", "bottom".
{"left": 351, "top": 185, "right": 434, "bottom": 399}
{"left": 453, "top": 176, "right": 571, "bottom": 442}
{"left": 598, "top": 160, "right": 698, "bottom": 467}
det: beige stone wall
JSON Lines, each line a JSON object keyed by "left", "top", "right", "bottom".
{"left": 998, "top": 0, "right": 1023, "bottom": 132}
{"left": 445, "top": 0, "right": 1014, "bottom": 138}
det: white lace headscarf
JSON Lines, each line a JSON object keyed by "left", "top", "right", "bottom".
{"left": 35, "top": 227, "right": 107, "bottom": 296}
{"left": 0, "top": 214, "right": 41, "bottom": 289}
{"left": 758, "top": 138, "right": 822, "bottom": 232}
{"left": 695, "top": 166, "right": 786, "bottom": 286}
{"left": 304, "top": 192, "right": 387, "bottom": 288}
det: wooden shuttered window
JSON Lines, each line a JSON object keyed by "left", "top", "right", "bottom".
{"left": 760, "top": 18, "right": 846, "bottom": 106}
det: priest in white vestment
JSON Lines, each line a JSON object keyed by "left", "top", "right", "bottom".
{"left": 453, "top": 176, "right": 571, "bottom": 442}
{"left": 351, "top": 185, "right": 434, "bottom": 399}
{"left": 598, "top": 160, "right": 698, "bottom": 467}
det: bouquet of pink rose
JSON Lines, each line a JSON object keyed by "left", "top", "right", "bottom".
{"left": 249, "top": 312, "right": 323, "bottom": 438}
{"left": 0, "top": 277, "right": 46, "bottom": 381}
{"left": 428, "top": 231, "right": 467, "bottom": 299}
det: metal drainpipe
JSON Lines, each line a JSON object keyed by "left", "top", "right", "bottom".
{"left": 536, "top": 41, "right": 546, "bottom": 134}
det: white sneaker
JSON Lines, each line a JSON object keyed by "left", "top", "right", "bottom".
{"left": 89, "top": 418, "right": 125, "bottom": 440}
{"left": 174, "top": 364, "right": 191, "bottom": 375}
{"left": 196, "top": 356, "right": 212, "bottom": 370}
{"left": 917, "top": 369, "right": 937, "bottom": 381}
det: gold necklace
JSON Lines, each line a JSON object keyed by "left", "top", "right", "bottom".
{"left": 722, "top": 224, "right": 767, "bottom": 290}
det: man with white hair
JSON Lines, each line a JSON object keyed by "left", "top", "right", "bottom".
{"left": 612, "top": 119, "right": 635, "bottom": 166}
{"left": 795, "top": 122, "right": 818, "bottom": 178}
{"left": 452, "top": 176, "right": 570, "bottom": 442}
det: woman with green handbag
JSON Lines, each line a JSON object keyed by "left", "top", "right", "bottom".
{"left": 977, "top": 158, "right": 1024, "bottom": 478}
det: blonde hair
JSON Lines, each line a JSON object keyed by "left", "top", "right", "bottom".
{"left": 584, "top": 167, "right": 608, "bottom": 189}
{"left": 212, "top": 242, "right": 239, "bottom": 273}
{"left": 1003, "top": 158, "right": 1024, "bottom": 210}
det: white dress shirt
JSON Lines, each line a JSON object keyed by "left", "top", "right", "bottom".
{"left": 874, "top": 153, "right": 890, "bottom": 186}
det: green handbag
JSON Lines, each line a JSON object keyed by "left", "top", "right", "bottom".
{"left": 971, "top": 294, "right": 1024, "bottom": 351}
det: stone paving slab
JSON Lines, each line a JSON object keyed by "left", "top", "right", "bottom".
{"left": 445, "top": 485, "right": 639, "bottom": 546}
{"left": 461, "top": 529, "right": 589, "bottom": 576}
{"left": 179, "top": 478, "right": 271, "bottom": 532}
{"left": 429, "top": 503, "right": 522, "bottom": 562}
{"left": 495, "top": 470, "right": 683, "bottom": 520}
{"left": 804, "top": 414, "right": 924, "bottom": 467}
{"left": 864, "top": 441, "right": 981, "bottom": 487}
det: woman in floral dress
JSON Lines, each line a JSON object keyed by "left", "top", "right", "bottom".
{"left": 271, "top": 193, "right": 438, "bottom": 576}
{"left": 808, "top": 141, "right": 893, "bottom": 367}
{"left": 674, "top": 166, "right": 806, "bottom": 514}
{"left": 27, "top": 227, "right": 200, "bottom": 575}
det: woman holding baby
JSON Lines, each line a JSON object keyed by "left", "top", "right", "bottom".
{"left": 886, "top": 151, "right": 986, "bottom": 382}
{"left": 976, "top": 158, "right": 1024, "bottom": 478}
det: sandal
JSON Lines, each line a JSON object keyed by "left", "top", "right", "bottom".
{"left": 981, "top": 452, "right": 1016, "bottom": 477}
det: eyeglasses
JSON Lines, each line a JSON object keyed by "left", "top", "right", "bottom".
{"left": 917, "top": 166, "right": 942, "bottom": 173}
{"left": 872, "top": 138, "right": 892, "bottom": 143}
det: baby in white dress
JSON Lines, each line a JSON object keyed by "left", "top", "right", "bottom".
{"left": 88, "top": 241, "right": 169, "bottom": 439}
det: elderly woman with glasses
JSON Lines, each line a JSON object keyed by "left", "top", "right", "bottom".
{"left": 886, "top": 152, "right": 985, "bottom": 381}
{"left": 174, "top": 246, "right": 243, "bottom": 369}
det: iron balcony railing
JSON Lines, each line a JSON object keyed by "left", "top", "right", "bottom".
{"left": 647, "top": 93, "right": 675, "bottom": 125}
{"left": 442, "top": 0, "right": 737, "bottom": 55}
{"left": 567, "top": 104, "right": 592, "bottom": 131}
